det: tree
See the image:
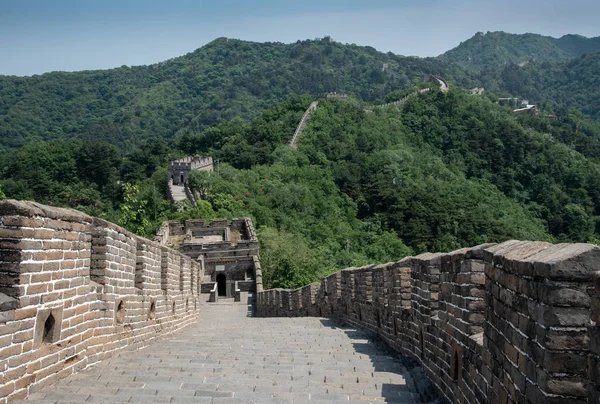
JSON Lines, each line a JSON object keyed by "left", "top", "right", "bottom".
{"left": 188, "top": 170, "right": 214, "bottom": 199}
{"left": 118, "top": 183, "right": 151, "bottom": 237}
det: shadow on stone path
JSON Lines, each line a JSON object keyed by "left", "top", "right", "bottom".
{"left": 17, "top": 294, "right": 422, "bottom": 403}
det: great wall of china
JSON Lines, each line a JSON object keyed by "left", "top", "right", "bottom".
{"left": 0, "top": 200, "right": 203, "bottom": 402}
{"left": 289, "top": 74, "right": 449, "bottom": 147}
{"left": 256, "top": 241, "right": 600, "bottom": 403}
{"left": 0, "top": 198, "right": 599, "bottom": 403}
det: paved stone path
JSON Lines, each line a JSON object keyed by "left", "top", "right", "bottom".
{"left": 18, "top": 296, "right": 419, "bottom": 403}
{"left": 170, "top": 184, "right": 187, "bottom": 203}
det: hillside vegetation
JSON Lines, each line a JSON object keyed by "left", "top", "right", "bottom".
{"left": 440, "top": 31, "right": 600, "bottom": 120}
{"left": 3, "top": 88, "right": 600, "bottom": 288}
{"left": 442, "top": 31, "right": 600, "bottom": 70}
{"left": 3, "top": 32, "right": 600, "bottom": 156}
{"left": 0, "top": 38, "right": 474, "bottom": 153}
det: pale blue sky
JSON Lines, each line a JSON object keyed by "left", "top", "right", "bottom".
{"left": 1, "top": 0, "right": 599, "bottom": 76}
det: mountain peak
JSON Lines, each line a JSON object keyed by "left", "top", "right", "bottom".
{"left": 442, "top": 31, "right": 600, "bottom": 70}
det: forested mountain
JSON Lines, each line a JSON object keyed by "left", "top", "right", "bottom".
{"left": 2, "top": 32, "right": 600, "bottom": 287}
{"left": 2, "top": 88, "right": 600, "bottom": 288}
{"left": 2, "top": 32, "right": 600, "bottom": 155}
{"left": 0, "top": 37, "right": 475, "bottom": 153}
{"left": 437, "top": 31, "right": 600, "bottom": 120}
{"left": 479, "top": 52, "right": 600, "bottom": 120}
{"left": 441, "top": 31, "right": 600, "bottom": 70}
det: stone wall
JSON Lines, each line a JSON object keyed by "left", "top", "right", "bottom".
{"left": 590, "top": 271, "right": 600, "bottom": 402}
{"left": 0, "top": 200, "right": 202, "bottom": 403}
{"left": 257, "top": 241, "right": 600, "bottom": 404}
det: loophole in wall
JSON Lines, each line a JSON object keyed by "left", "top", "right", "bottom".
{"left": 186, "top": 298, "right": 189, "bottom": 312}
{"left": 115, "top": 300, "right": 125, "bottom": 324}
{"left": 43, "top": 313, "right": 56, "bottom": 343}
{"left": 148, "top": 300, "right": 156, "bottom": 320}
{"left": 450, "top": 344, "right": 463, "bottom": 384}
{"left": 172, "top": 301, "right": 176, "bottom": 314}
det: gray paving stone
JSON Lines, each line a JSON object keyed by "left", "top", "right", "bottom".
{"left": 20, "top": 299, "right": 418, "bottom": 403}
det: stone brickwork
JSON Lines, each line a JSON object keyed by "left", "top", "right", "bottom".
{"left": 168, "top": 156, "right": 213, "bottom": 186}
{"left": 588, "top": 271, "right": 600, "bottom": 402}
{"left": 0, "top": 200, "right": 202, "bottom": 403}
{"left": 156, "top": 218, "right": 259, "bottom": 299}
{"left": 257, "top": 241, "right": 600, "bottom": 404}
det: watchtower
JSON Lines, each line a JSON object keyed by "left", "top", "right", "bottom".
{"left": 168, "top": 156, "right": 213, "bottom": 185}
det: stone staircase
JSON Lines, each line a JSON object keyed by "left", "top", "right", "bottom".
{"left": 19, "top": 295, "right": 421, "bottom": 403}
{"left": 169, "top": 183, "right": 188, "bottom": 203}
{"left": 289, "top": 101, "right": 319, "bottom": 147}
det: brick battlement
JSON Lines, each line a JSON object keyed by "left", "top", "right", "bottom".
{"left": 0, "top": 200, "right": 202, "bottom": 403}
{"left": 257, "top": 241, "right": 600, "bottom": 403}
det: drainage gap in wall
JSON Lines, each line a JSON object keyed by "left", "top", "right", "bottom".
{"left": 148, "top": 299, "right": 156, "bottom": 320}
{"left": 64, "top": 354, "right": 79, "bottom": 367}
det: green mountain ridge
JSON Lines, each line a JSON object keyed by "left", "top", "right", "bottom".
{"left": 441, "top": 31, "right": 600, "bottom": 70}
{"left": 0, "top": 37, "right": 474, "bottom": 153}
{"left": 2, "top": 87, "right": 600, "bottom": 288}
{"left": 2, "top": 31, "right": 600, "bottom": 155}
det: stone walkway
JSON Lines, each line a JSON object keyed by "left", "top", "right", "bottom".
{"left": 170, "top": 184, "right": 187, "bottom": 203}
{"left": 18, "top": 296, "right": 419, "bottom": 403}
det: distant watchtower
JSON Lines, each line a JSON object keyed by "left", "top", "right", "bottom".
{"left": 168, "top": 156, "right": 213, "bottom": 185}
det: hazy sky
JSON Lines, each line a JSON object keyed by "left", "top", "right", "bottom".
{"left": 1, "top": 0, "right": 599, "bottom": 76}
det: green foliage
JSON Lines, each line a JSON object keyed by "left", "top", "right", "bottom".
{"left": 258, "top": 227, "right": 330, "bottom": 289}
{"left": 441, "top": 32, "right": 600, "bottom": 120}
{"left": 188, "top": 170, "right": 214, "bottom": 199}
{"left": 2, "top": 85, "right": 600, "bottom": 289}
{"left": 0, "top": 38, "right": 476, "bottom": 153}
{"left": 442, "top": 31, "right": 600, "bottom": 71}
{"left": 117, "top": 183, "right": 152, "bottom": 237}
{"left": 0, "top": 184, "right": 5, "bottom": 200}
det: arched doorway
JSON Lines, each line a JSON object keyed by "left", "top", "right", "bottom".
{"left": 180, "top": 174, "right": 184, "bottom": 183}
{"left": 216, "top": 273, "right": 227, "bottom": 296}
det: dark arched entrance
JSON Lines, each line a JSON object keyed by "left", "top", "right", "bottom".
{"left": 216, "top": 273, "right": 227, "bottom": 296}
{"left": 180, "top": 174, "right": 184, "bottom": 183}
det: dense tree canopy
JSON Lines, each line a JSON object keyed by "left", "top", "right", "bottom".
{"left": 2, "top": 32, "right": 600, "bottom": 288}
{"left": 3, "top": 87, "right": 600, "bottom": 288}
{"left": 0, "top": 38, "right": 475, "bottom": 153}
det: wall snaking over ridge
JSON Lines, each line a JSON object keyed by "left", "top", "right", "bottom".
{"left": 0, "top": 200, "right": 202, "bottom": 403}
{"left": 257, "top": 241, "right": 600, "bottom": 404}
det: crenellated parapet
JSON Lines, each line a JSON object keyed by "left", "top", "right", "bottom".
{"left": 257, "top": 240, "right": 600, "bottom": 404}
{"left": 0, "top": 200, "right": 202, "bottom": 403}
